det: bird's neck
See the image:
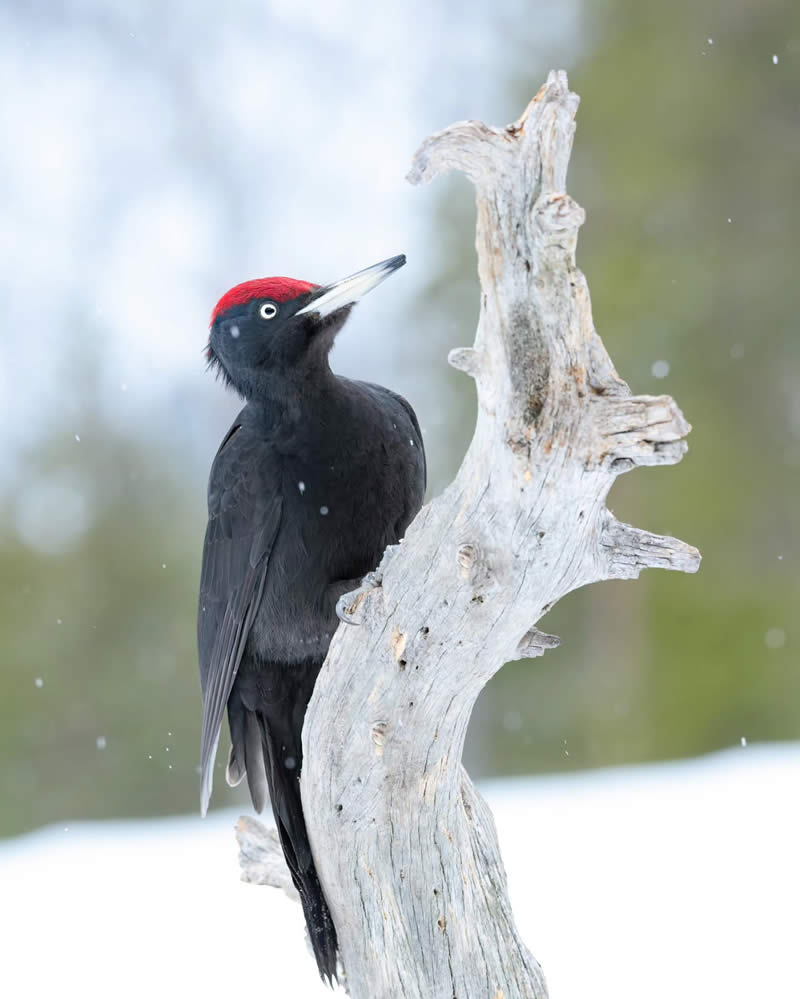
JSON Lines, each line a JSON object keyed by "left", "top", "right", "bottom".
{"left": 244, "top": 365, "right": 337, "bottom": 429}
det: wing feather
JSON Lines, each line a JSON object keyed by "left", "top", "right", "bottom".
{"left": 197, "top": 425, "right": 282, "bottom": 815}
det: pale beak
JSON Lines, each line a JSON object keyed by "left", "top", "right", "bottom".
{"left": 295, "top": 254, "right": 406, "bottom": 318}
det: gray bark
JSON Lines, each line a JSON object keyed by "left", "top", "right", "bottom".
{"left": 236, "top": 70, "right": 700, "bottom": 998}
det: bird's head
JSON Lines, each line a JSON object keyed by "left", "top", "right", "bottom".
{"left": 206, "top": 254, "right": 405, "bottom": 399}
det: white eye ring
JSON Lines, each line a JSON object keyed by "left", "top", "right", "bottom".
{"left": 259, "top": 302, "right": 278, "bottom": 320}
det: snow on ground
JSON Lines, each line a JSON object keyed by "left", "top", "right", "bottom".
{"left": 2, "top": 744, "right": 797, "bottom": 998}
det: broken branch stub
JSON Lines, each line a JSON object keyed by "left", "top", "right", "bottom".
{"left": 239, "top": 70, "right": 700, "bottom": 998}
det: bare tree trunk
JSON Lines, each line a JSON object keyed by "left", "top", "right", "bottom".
{"left": 237, "top": 70, "right": 700, "bottom": 998}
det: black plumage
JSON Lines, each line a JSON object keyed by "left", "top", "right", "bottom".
{"left": 197, "top": 256, "right": 425, "bottom": 981}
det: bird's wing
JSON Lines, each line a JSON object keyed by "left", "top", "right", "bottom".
{"left": 197, "top": 422, "right": 282, "bottom": 815}
{"left": 368, "top": 382, "right": 427, "bottom": 499}
{"left": 394, "top": 389, "right": 427, "bottom": 494}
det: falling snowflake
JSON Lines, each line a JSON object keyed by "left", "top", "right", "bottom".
{"left": 651, "top": 360, "right": 670, "bottom": 379}
{"left": 765, "top": 628, "right": 786, "bottom": 649}
{"left": 320, "top": 506, "right": 329, "bottom": 516}
{"left": 96, "top": 736, "right": 107, "bottom": 750}
{"left": 298, "top": 481, "right": 306, "bottom": 494}
{"left": 35, "top": 677, "right": 44, "bottom": 689}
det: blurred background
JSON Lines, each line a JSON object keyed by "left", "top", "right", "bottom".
{"left": 1, "top": 0, "right": 797, "bottom": 839}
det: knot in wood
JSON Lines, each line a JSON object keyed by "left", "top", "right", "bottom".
{"left": 457, "top": 542, "right": 477, "bottom": 575}
{"left": 335, "top": 568, "right": 383, "bottom": 625}
{"left": 457, "top": 541, "right": 487, "bottom": 581}
{"left": 534, "top": 192, "right": 585, "bottom": 234}
{"left": 457, "top": 540, "right": 495, "bottom": 597}
{"left": 371, "top": 721, "right": 389, "bottom": 755}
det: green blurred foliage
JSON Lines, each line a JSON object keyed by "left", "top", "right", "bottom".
{"left": 2, "top": 0, "right": 798, "bottom": 836}
{"left": 1, "top": 407, "right": 206, "bottom": 834}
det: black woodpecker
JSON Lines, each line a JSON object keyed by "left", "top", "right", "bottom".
{"left": 197, "top": 255, "right": 426, "bottom": 982}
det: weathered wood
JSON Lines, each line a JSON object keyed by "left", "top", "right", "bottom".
{"left": 238, "top": 70, "right": 700, "bottom": 997}
{"left": 236, "top": 816, "right": 298, "bottom": 899}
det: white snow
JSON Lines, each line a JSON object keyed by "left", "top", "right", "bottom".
{"left": 651, "top": 359, "right": 670, "bottom": 379}
{"left": 0, "top": 744, "right": 797, "bottom": 999}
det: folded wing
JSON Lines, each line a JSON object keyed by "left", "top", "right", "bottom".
{"left": 197, "top": 424, "right": 282, "bottom": 815}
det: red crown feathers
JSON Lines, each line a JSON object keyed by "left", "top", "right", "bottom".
{"left": 210, "top": 277, "right": 318, "bottom": 325}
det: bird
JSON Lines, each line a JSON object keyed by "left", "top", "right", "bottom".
{"left": 197, "top": 254, "right": 426, "bottom": 982}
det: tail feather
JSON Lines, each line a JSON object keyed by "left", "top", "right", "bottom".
{"left": 226, "top": 705, "right": 246, "bottom": 787}
{"left": 225, "top": 744, "right": 246, "bottom": 787}
{"left": 228, "top": 681, "right": 338, "bottom": 983}
{"left": 244, "top": 710, "right": 268, "bottom": 813}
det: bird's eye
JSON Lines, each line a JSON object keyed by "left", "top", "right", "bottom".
{"left": 259, "top": 302, "right": 278, "bottom": 320}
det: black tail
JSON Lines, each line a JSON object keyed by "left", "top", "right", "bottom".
{"left": 228, "top": 666, "right": 338, "bottom": 983}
